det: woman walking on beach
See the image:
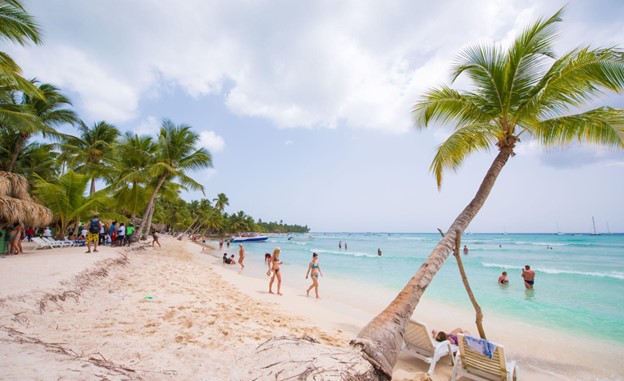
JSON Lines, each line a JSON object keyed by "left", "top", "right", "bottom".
{"left": 305, "top": 252, "right": 323, "bottom": 298}
{"left": 238, "top": 244, "right": 245, "bottom": 268}
{"left": 268, "top": 247, "right": 283, "bottom": 295}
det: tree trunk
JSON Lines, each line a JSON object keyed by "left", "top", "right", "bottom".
{"left": 351, "top": 142, "right": 515, "bottom": 379}
{"left": 137, "top": 175, "right": 167, "bottom": 239}
{"left": 453, "top": 230, "right": 486, "bottom": 339}
{"left": 144, "top": 202, "right": 156, "bottom": 238}
{"left": 7, "top": 132, "right": 29, "bottom": 173}
{"left": 90, "top": 177, "right": 96, "bottom": 195}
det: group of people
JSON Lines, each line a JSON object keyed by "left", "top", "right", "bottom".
{"left": 2, "top": 223, "right": 25, "bottom": 255}
{"left": 497, "top": 265, "right": 536, "bottom": 289}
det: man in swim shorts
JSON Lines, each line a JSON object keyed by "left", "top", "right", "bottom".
{"left": 522, "top": 265, "right": 535, "bottom": 289}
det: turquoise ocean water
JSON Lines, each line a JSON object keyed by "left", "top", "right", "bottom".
{"left": 242, "top": 232, "right": 624, "bottom": 343}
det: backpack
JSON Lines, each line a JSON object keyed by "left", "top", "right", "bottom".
{"left": 89, "top": 219, "right": 100, "bottom": 234}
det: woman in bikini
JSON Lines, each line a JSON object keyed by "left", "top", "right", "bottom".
{"left": 268, "top": 247, "right": 283, "bottom": 295}
{"left": 432, "top": 328, "right": 470, "bottom": 345}
{"left": 305, "top": 252, "right": 323, "bottom": 298}
{"left": 238, "top": 244, "right": 245, "bottom": 268}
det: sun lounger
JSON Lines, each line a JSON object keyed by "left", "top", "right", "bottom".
{"left": 451, "top": 333, "right": 519, "bottom": 381}
{"left": 42, "top": 237, "right": 72, "bottom": 247}
{"left": 402, "top": 319, "right": 457, "bottom": 375}
{"left": 32, "top": 237, "right": 56, "bottom": 249}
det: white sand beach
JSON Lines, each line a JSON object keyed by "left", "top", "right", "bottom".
{"left": 0, "top": 236, "right": 622, "bottom": 380}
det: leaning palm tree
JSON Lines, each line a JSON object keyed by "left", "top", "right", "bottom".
{"left": 62, "top": 121, "right": 120, "bottom": 194}
{"left": 136, "top": 119, "right": 213, "bottom": 238}
{"left": 351, "top": 9, "right": 624, "bottom": 379}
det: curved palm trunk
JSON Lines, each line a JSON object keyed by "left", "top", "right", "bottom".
{"left": 453, "top": 230, "right": 486, "bottom": 339}
{"left": 351, "top": 143, "right": 515, "bottom": 379}
{"left": 137, "top": 175, "right": 167, "bottom": 239}
{"left": 7, "top": 132, "right": 29, "bottom": 172}
{"left": 90, "top": 177, "right": 96, "bottom": 195}
{"left": 144, "top": 203, "right": 157, "bottom": 238}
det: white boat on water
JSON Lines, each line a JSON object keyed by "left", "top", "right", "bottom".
{"left": 230, "top": 234, "right": 269, "bottom": 242}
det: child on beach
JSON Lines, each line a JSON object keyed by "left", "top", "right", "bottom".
{"left": 152, "top": 232, "right": 161, "bottom": 247}
{"left": 432, "top": 328, "right": 470, "bottom": 345}
{"left": 268, "top": 247, "right": 283, "bottom": 295}
{"left": 305, "top": 252, "right": 323, "bottom": 298}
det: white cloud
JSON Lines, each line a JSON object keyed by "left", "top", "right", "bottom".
{"left": 284, "top": 140, "right": 293, "bottom": 146}
{"left": 8, "top": 0, "right": 623, "bottom": 134}
{"left": 198, "top": 131, "right": 225, "bottom": 153}
{"left": 135, "top": 116, "right": 160, "bottom": 136}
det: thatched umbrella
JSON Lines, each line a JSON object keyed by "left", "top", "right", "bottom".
{"left": 0, "top": 172, "right": 53, "bottom": 227}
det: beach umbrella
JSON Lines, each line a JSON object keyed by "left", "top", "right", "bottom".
{"left": 0, "top": 171, "right": 53, "bottom": 227}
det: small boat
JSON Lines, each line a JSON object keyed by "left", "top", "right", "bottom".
{"left": 230, "top": 234, "right": 269, "bottom": 242}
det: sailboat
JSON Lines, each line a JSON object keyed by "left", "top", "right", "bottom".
{"left": 556, "top": 222, "right": 564, "bottom": 235}
{"left": 591, "top": 216, "right": 601, "bottom": 236}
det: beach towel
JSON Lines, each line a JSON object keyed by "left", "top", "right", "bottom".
{"left": 465, "top": 335, "right": 497, "bottom": 359}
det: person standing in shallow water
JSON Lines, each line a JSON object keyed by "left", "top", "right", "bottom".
{"left": 522, "top": 265, "right": 535, "bottom": 289}
{"left": 268, "top": 247, "right": 283, "bottom": 295}
{"left": 463, "top": 245, "right": 469, "bottom": 254}
{"left": 305, "top": 252, "right": 323, "bottom": 298}
{"left": 238, "top": 244, "right": 245, "bottom": 268}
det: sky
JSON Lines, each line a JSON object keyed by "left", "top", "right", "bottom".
{"left": 6, "top": 0, "right": 624, "bottom": 233}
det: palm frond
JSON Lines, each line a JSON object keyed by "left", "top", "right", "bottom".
{"left": 0, "top": 0, "right": 42, "bottom": 45}
{"left": 531, "top": 107, "right": 624, "bottom": 147}
{"left": 412, "top": 86, "right": 492, "bottom": 128}
{"left": 430, "top": 124, "right": 501, "bottom": 189}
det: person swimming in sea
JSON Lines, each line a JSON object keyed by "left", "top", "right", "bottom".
{"left": 498, "top": 271, "right": 509, "bottom": 285}
{"left": 305, "top": 252, "right": 323, "bottom": 298}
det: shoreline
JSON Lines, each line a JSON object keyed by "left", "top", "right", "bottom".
{"left": 202, "top": 240, "right": 624, "bottom": 380}
{"left": 0, "top": 237, "right": 621, "bottom": 380}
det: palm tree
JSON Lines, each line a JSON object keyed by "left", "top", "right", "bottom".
{"left": 136, "top": 119, "right": 213, "bottom": 238}
{"left": 32, "top": 170, "right": 112, "bottom": 239}
{"left": 0, "top": 0, "right": 42, "bottom": 100}
{"left": 352, "top": 9, "right": 624, "bottom": 378}
{"left": 5, "top": 82, "right": 78, "bottom": 172}
{"left": 0, "top": 0, "right": 41, "bottom": 45}
{"left": 213, "top": 192, "right": 229, "bottom": 213}
{"left": 110, "top": 132, "right": 156, "bottom": 217}
{"left": 63, "top": 121, "right": 120, "bottom": 194}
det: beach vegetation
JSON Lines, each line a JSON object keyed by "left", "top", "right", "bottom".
{"left": 352, "top": 8, "right": 624, "bottom": 378}
{"left": 61, "top": 121, "right": 120, "bottom": 194}
{"left": 134, "top": 119, "right": 213, "bottom": 238}
{"left": 32, "top": 170, "right": 119, "bottom": 239}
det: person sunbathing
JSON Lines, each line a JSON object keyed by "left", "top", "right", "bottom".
{"left": 432, "top": 328, "right": 470, "bottom": 345}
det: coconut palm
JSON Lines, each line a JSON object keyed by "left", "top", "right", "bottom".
{"left": 4, "top": 82, "right": 78, "bottom": 172}
{"left": 63, "top": 121, "right": 120, "bottom": 194}
{"left": 213, "top": 192, "right": 229, "bottom": 213}
{"left": 0, "top": 0, "right": 42, "bottom": 100}
{"left": 32, "top": 170, "right": 113, "bottom": 239}
{"left": 0, "top": 0, "right": 41, "bottom": 45}
{"left": 110, "top": 132, "right": 156, "bottom": 217}
{"left": 136, "top": 119, "right": 213, "bottom": 238}
{"left": 353, "top": 9, "right": 624, "bottom": 378}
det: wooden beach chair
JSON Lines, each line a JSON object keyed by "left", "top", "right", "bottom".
{"left": 451, "top": 333, "right": 519, "bottom": 381}
{"left": 402, "top": 319, "right": 457, "bottom": 375}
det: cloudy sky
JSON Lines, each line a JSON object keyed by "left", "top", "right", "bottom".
{"left": 8, "top": 0, "right": 624, "bottom": 233}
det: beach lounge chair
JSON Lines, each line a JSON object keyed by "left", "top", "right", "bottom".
{"left": 32, "top": 237, "right": 56, "bottom": 249}
{"left": 402, "top": 320, "right": 457, "bottom": 375}
{"left": 42, "top": 237, "right": 72, "bottom": 247}
{"left": 451, "top": 334, "right": 519, "bottom": 381}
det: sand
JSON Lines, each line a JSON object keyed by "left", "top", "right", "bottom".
{"left": 0, "top": 236, "right": 621, "bottom": 380}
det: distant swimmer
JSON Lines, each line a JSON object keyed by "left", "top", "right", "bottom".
{"left": 463, "top": 245, "right": 469, "bottom": 255}
{"left": 522, "top": 265, "right": 535, "bottom": 289}
{"left": 498, "top": 271, "right": 509, "bottom": 285}
{"left": 339, "top": 241, "right": 342, "bottom": 249}
{"left": 378, "top": 248, "right": 382, "bottom": 256}
{"left": 345, "top": 242, "right": 348, "bottom": 250}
